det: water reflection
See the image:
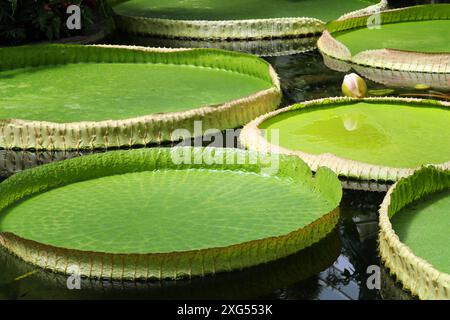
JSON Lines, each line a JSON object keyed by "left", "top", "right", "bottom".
{"left": 267, "top": 51, "right": 450, "bottom": 106}
{"left": 0, "top": 230, "right": 341, "bottom": 300}
{"left": 0, "top": 150, "right": 93, "bottom": 178}
{"left": 380, "top": 265, "right": 417, "bottom": 300}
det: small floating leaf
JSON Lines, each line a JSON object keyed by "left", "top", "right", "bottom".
{"left": 414, "top": 84, "right": 431, "bottom": 90}
{"left": 368, "top": 88, "right": 396, "bottom": 96}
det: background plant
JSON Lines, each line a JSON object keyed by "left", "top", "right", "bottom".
{"left": 0, "top": 0, "right": 113, "bottom": 45}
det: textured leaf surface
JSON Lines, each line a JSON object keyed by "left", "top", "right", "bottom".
{"left": 334, "top": 20, "right": 450, "bottom": 55}
{"left": 0, "top": 148, "right": 341, "bottom": 279}
{"left": 112, "top": 0, "right": 379, "bottom": 22}
{"left": 0, "top": 45, "right": 274, "bottom": 123}
{"left": 0, "top": 63, "right": 270, "bottom": 123}
{"left": 319, "top": 5, "right": 450, "bottom": 72}
{"left": 0, "top": 168, "right": 333, "bottom": 253}
{"left": 0, "top": 45, "right": 281, "bottom": 150}
{"left": 260, "top": 101, "right": 450, "bottom": 168}
{"left": 391, "top": 189, "right": 450, "bottom": 274}
{"left": 378, "top": 167, "right": 450, "bottom": 299}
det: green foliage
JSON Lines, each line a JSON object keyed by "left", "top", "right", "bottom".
{"left": 0, "top": 0, "right": 113, "bottom": 45}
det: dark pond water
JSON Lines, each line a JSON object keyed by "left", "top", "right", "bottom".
{"left": 1, "top": 0, "right": 449, "bottom": 299}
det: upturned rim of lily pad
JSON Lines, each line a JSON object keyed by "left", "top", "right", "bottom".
{"left": 321, "top": 54, "right": 450, "bottom": 91}
{"left": 318, "top": 4, "right": 450, "bottom": 73}
{"left": 0, "top": 44, "right": 281, "bottom": 151}
{"left": 378, "top": 166, "right": 450, "bottom": 300}
{"left": 0, "top": 147, "right": 342, "bottom": 281}
{"left": 110, "top": 0, "right": 388, "bottom": 40}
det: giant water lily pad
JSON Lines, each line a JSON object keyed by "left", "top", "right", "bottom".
{"left": 240, "top": 97, "right": 450, "bottom": 182}
{"left": 0, "top": 45, "right": 281, "bottom": 150}
{"left": 0, "top": 147, "right": 341, "bottom": 280}
{"left": 318, "top": 5, "right": 450, "bottom": 73}
{"left": 378, "top": 167, "right": 450, "bottom": 300}
{"left": 110, "top": 0, "right": 387, "bottom": 39}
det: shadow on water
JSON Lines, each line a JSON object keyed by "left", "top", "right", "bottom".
{"left": 0, "top": 230, "right": 340, "bottom": 300}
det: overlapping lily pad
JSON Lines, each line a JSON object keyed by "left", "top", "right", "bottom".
{"left": 378, "top": 167, "right": 450, "bottom": 300}
{"left": 322, "top": 55, "right": 450, "bottom": 92}
{"left": 110, "top": 0, "right": 387, "bottom": 39}
{"left": 109, "top": 34, "right": 319, "bottom": 57}
{"left": 318, "top": 4, "right": 450, "bottom": 73}
{"left": 0, "top": 44, "right": 281, "bottom": 150}
{"left": 0, "top": 147, "right": 341, "bottom": 280}
{"left": 240, "top": 97, "right": 450, "bottom": 183}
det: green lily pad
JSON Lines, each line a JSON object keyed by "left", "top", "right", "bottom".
{"left": 112, "top": 0, "right": 380, "bottom": 22}
{"left": 0, "top": 147, "right": 341, "bottom": 280}
{"left": 318, "top": 5, "right": 450, "bottom": 73}
{"left": 0, "top": 45, "right": 281, "bottom": 150}
{"left": 334, "top": 20, "right": 450, "bottom": 56}
{"left": 391, "top": 189, "right": 450, "bottom": 274}
{"left": 110, "top": 0, "right": 386, "bottom": 39}
{"left": 378, "top": 167, "right": 450, "bottom": 300}
{"left": 414, "top": 84, "right": 431, "bottom": 91}
{"left": 240, "top": 97, "right": 450, "bottom": 182}
{"left": 0, "top": 63, "right": 268, "bottom": 123}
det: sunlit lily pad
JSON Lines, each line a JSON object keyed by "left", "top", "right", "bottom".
{"left": 0, "top": 147, "right": 341, "bottom": 280}
{"left": 378, "top": 167, "right": 450, "bottom": 300}
{"left": 240, "top": 97, "right": 450, "bottom": 182}
{"left": 0, "top": 45, "right": 280, "bottom": 150}
{"left": 318, "top": 5, "right": 450, "bottom": 73}
{"left": 110, "top": 0, "right": 387, "bottom": 39}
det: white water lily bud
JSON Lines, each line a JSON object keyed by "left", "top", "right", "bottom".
{"left": 342, "top": 73, "right": 367, "bottom": 98}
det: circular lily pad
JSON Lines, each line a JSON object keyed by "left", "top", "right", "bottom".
{"left": 240, "top": 97, "right": 450, "bottom": 182}
{"left": 378, "top": 167, "right": 450, "bottom": 300}
{"left": 0, "top": 45, "right": 281, "bottom": 150}
{"left": 0, "top": 147, "right": 341, "bottom": 280}
{"left": 318, "top": 5, "right": 450, "bottom": 72}
{"left": 111, "top": 0, "right": 387, "bottom": 39}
